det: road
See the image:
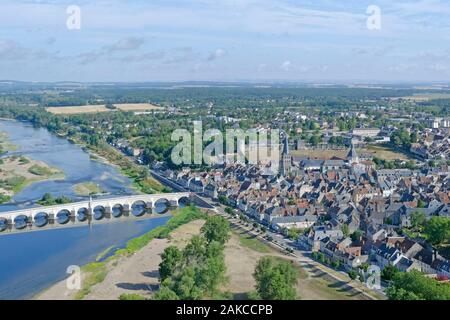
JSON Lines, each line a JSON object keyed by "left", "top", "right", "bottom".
{"left": 150, "top": 169, "right": 386, "bottom": 300}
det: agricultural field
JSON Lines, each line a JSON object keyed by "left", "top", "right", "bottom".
{"left": 46, "top": 103, "right": 163, "bottom": 115}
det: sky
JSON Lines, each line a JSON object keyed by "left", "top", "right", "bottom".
{"left": 0, "top": 0, "right": 450, "bottom": 83}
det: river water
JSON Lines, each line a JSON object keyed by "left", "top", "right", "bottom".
{"left": 0, "top": 120, "right": 170, "bottom": 299}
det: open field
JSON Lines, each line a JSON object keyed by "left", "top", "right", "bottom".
{"left": 362, "top": 144, "right": 409, "bottom": 161}
{"left": 393, "top": 93, "right": 450, "bottom": 102}
{"left": 46, "top": 103, "right": 163, "bottom": 115}
{"left": 291, "top": 149, "right": 347, "bottom": 159}
{"left": 222, "top": 228, "right": 370, "bottom": 300}
{"left": 291, "top": 144, "right": 409, "bottom": 161}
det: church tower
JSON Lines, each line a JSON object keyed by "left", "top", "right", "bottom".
{"left": 280, "top": 133, "right": 292, "bottom": 176}
{"left": 347, "top": 142, "right": 359, "bottom": 164}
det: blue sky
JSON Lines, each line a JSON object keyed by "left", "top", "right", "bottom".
{"left": 0, "top": 0, "right": 450, "bottom": 82}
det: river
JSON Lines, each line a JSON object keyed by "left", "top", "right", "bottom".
{"left": 0, "top": 119, "right": 170, "bottom": 299}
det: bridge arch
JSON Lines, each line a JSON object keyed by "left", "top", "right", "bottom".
{"left": 77, "top": 208, "right": 89, "bottom": 222}
{"left": 154, "top": 198, "right": 170, "bottom": 214}
{"left": 178, "top": 196, "right": 190, "bottom": 208}
{"left": 131, "top": 200, "right": 148, "bottom": 217}
{"left": 34, "top": 212, "right": 49, "bottom": 228}
{"left": 93, "top": 205, "right": 105, "bottom": 221}
{"left": 14, "top": 215, "right": 28, "bottom": 230}
{"left": 57, "top": 209, "right": 71, "bottom": 225}
{"left": 112, "top": 204, "right": 123, "bottom": 218}
{"left": 0, "top": 218, "right": 7, "bottom": 232}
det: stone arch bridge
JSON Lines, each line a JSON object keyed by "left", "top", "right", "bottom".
{"left": 0, "top": 192, "right": 191, "bottom": 235}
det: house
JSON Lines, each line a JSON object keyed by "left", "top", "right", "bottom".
{"left": 307, "top": 226, "right": 344, "bottom": 251}
{"left": 189, "top": 178, "right": 205, "bottom": 193}
{"left": 204, "top": 183, "right": 218, "bottom": 199}
{"left": 270, "top": 215, "right": 317, "bottom": 231}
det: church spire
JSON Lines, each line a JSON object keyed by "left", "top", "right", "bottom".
{"left": 347, "top": 142, "right": 359, "bottom": 164}
{"left": 283, "top": 133, "right": 289, "bottom": 155}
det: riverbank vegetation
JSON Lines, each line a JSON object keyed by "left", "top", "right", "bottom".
{"left": 37, "top": 193, "right": 72, "bottom": 206}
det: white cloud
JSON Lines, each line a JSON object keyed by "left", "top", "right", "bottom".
{"left": 280, "top": 60, "right": 292, "bottom": 71}
{"left": 207, "top": 48, "right": 227, "bottom": 61}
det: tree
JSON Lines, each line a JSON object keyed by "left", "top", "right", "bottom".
{"left": 159, "top": 246, "right": 182, "bottom": 282}
{"left": 351, "top": 230, "right": 363, "bottom": 242}
{"left": 381, "top": 265, "right": 399, "bottom": 281}
{"left": 410, "top": 211, "right": 426, "bottom": 231}
{"left": 348, "top": 270, "right": 358, "bottom": 280}
{"left": 386, "top": 270, "right": 450, "bottom": 300}
{"left": 417, "top": 199, "right": 427, "bottom": 208}
{"left": 201, "top": 215, "right": 230, "bottom": 245}
{"left": 253, "top": 257, "right": 298, "bottom": 300}
{"left": 153, "top": 286, "right": 180, "bottom": 300}
{"left": 341, "top": 224, "right": 349, "bottom": 237}
{"left": 423, "top": 217, "right": 450, "bottom": 246}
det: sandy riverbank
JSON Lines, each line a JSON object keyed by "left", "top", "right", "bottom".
{"left": 0, "top": 156, "right": 64, "bottom": 199}
{"left": 35, "top": 219, "right": 205, "bottom": 300}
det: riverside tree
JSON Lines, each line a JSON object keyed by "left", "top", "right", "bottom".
{"left": 159, "top": 246, "right": 182, "bottom": 282}
{"left": 200, "top": 215, "right": 230, "bottom": 245}
{"left": 154, "top": 215, "right": 230, "bottom": 300}
{"left": 253, "top": 257, "right": 298, "bottom": 300}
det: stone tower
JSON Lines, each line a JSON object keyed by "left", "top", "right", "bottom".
{"left": 280, "top": 133, "right": 292, "bottom": 176}
{"left": 347, "top": 142, "right": 359, "bottom": 164}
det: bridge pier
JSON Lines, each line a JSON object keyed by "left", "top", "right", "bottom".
{"left": 6, "top": 219, "right": 13, "bottom": 232}
{"left": 169, "top": 199, "right": 178, "bottom": 210}
{"left": 123, "top": 204, "right": 131, "bottom": 217}
{"left": 26, "top": 215, "right": 33, "bottom": 230}
{"left": 145, "top": 202, "right": 152, "bottom": 215}
{"left": 70, "top": 210, "right": 76, "bottom": 224}
{"left": 48, "top": 213, "right": 55, "bottom": 225}
{"left": 104, "top": 206, "right": 112, "bottom": 219}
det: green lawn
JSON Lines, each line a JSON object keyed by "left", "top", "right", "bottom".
{"left": 238, "top": 233, "right": 270, "bottom": 253}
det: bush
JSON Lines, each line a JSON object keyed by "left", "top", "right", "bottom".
{"left": 348, "top": 270, "right": 358, "bottom": 280}
{"left": 28, "top": 165, "right": 52, "bottom": 176}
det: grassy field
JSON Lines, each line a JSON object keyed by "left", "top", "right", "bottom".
{"left": 238, "top": 233, "right": 270, "bottom": 253}
{"left": 46, "top": 103, "right": 163, "bottom": 115}
{"left": 223, "top": 228, "right": 371, "bottom": 300}
{"left": 291, "top": 149, "right": 347, "bottom": 159}
{"left": 291, "top": 144, "right": 409, "bottom": 161}
{"left": 362, "top": 144, "right": 409, "bottom": 161}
